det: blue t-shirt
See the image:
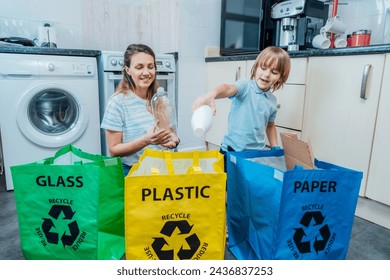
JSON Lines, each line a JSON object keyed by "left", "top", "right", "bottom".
{"left": 101, "top": 91, "right": 163, "bottom": 166}
{"left": 222, "top": 79, "right": 277, "bottom": 151}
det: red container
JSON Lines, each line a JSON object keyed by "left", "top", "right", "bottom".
{"left": 346, "top": 34, "right": 352, "bottom": 46}
{"left": 350, "top": 30, "right": 371, "bottom": 46}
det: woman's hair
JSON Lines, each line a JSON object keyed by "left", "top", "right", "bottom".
{"left": 250, "top": 46, "right": 291, "bottom": 91}
{"left": 115, "top": 44, "right": 159, "bottom": 102}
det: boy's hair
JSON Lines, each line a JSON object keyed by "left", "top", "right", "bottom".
{"left": 250, "top": 46, "right": 291, "bottom": 91}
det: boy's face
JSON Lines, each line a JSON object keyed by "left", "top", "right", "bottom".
{"left": 254, "top": 63, "right": 281, "bottom": 91}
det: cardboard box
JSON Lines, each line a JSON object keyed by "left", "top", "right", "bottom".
{"left": 280, "top": 132, "right": 314, "bottom": 170}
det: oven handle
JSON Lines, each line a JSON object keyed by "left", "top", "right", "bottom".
{"left": 157, "top": 73, "right": 174, "bottom": 80}
{"left": 107, "top": 74, "right": 123, "bottom": 81}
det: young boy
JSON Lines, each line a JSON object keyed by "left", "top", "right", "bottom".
{"left": 192, "top": 46, "right": 291, "bottom": 153}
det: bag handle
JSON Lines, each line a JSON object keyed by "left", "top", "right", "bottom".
{"left": 42, "top": 144, "right": 113, "bottom": 165}
{"left": 187, "top": 150, "right": 202, "bottom": 174}
{"left": 163, "top": 150, "right": 175, "bottom": 175}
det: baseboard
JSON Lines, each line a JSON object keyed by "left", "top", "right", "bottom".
{"left": 355, "top": 196, "right": 390, "bottom": 229}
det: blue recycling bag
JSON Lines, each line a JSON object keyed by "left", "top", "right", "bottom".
{"left": 226, "top": 149, "right": 363, "bottom": 260}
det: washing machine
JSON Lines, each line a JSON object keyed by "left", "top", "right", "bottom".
{"left": 0, "top": 53, "right": 101, "bottom": 190}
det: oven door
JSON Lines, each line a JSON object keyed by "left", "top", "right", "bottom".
{"left": 157, "top": 72, "right": 176, "bottom": 116}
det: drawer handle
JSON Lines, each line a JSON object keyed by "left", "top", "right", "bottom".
{"left": 277, "top": 104, "right": 281, "bottom": 109}
{"left": 235, "top": 67, "right": 241, "bottom": 81}
{"left": 360, "top": 64, "right": 371, "bottom": 100}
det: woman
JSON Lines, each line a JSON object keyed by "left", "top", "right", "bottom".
{"left": 101, "top": 44, "right": 179, "bottom": 175}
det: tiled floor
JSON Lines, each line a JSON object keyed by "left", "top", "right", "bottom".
{"left": 1, "top": 186, "right": 390, "bottom": 260}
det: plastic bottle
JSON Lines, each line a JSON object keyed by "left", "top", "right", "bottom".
{"left": 191, "top": 105, "right": 213, "bottom": 137}
{"left": 151, "top": 87, "right": 177, "bottom": 133}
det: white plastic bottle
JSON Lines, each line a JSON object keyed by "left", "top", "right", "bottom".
{"left": 151, "top": 87, "right": 177, "bottom": 133}
{"left": 191, "top": 105, "right": 213, "bottom": 137}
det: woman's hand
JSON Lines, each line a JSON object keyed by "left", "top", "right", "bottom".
{"left": 161, "top": 133, "right": 180, "bottom": 149}
{"left": 144, "top": 125, "right": 172, "bottom": 146}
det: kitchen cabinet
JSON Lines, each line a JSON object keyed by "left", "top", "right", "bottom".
{"left": 272, "top": 58, "right": 306, "bottom": 146}
{"left": 205, "top": 60, "right": 246, "bottom": 147}
{"left": 366, "top": 54, "right": 390, "bottom": 205}
{"left": 302, "top": 54, "right": 384, "bottom": 197}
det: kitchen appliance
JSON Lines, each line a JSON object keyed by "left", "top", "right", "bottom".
{"left": 38, "top": 23, "right": 57, "bottom": 48}
{"left": 97, "top": 51, "right": 177, "bottom": 156}
{"left": 0, "top": 53, "right": 101, "bottom": 190}
{"left": 271, "top": 0, "right": 329, "bottom": 50}
{"left": 220, "top": 0, "right": 275, "bottom": 55}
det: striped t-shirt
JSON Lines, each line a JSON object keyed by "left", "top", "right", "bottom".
{"left": 101, "top": 91, "right": 163, "bottom": 166}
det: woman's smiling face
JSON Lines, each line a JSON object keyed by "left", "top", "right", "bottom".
{"left": 126, "top": 52, "right": 156, "bottom": 92}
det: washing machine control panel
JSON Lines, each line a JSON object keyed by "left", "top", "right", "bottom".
{"left": 72, "top": 63, "right": 94, "bottom": 75}
{"left": 39, "top": 60, "right": 95, "bottom": 76}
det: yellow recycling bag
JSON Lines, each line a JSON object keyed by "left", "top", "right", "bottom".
{"left": 125, "top": 148, "right": 226, "bottom": 260}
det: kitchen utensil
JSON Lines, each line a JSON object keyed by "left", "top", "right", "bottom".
{"left": 38, "top": 23, "right": 57, "bottom": 48}
{"left": 350, "top": 30, "right": 371, "bottom": 46}
{"left": 334, "top": 35, "right": 347, "bottom": 48}
{"left": 323, "top": 15, "right": 347, "bottom": 34}
{"left": 312, "top": 28, "right": 330, "bottom": 49}
{"left": 0, "top": 37, "right": 36, "bottom": 46}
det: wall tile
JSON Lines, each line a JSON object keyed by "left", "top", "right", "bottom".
{"left": 0, "top": 18, "right": 32, "bottom": 39}
{"left": 56, "top": 23, "right": 83, "bottom": 49}
{"left": 178, "top": 57, "right": 207, "bottom": 88}
{"left": 0, "top": 0, "right": 29, "bottom": 19}
{"left": 180, "top": 25, "right": 211, "bottom": 58}
{"left": 335, "top": 1, "right": 359, "bottom": 20}
{"left": 27, "top": 0, "right": 82, "bottom": 26}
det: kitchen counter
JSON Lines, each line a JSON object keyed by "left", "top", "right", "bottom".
{"left": 206, "top": 44, "right": 390, "bottom": 62}
{"left": 0, "top": 44, "right": 100, "bottom": 57}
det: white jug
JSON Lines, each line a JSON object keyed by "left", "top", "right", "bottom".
{"left": 191, "top": 105, "right": 213, "bottom": 137}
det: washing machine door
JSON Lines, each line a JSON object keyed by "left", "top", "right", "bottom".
{"left": 17, "top": 83, "right": 88, "bottom": 148}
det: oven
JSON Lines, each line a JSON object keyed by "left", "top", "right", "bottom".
{"left": 97, "top": 51, "right": 177, "bottom": 156}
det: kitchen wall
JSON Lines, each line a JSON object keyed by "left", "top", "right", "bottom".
{"left": 0, "top": 0, "right": 389, "bottom": 151}
{"left": 336, "top": 0, "right": 390, "bottom": 44}
{"left": 0, "top": 0, "right": 220, "bottom": 151}
{"left": 0, "top": 0, "right": 179, "bottom": 52}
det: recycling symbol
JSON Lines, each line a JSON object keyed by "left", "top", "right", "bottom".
{"left": 152, "top": 220, "right": 200, "bottom": 260}
{"left": 42, "top": 205, "right": 80, "bottom": 247}
{"left": 293, "top": 211, "right": 331, "bottom": 254}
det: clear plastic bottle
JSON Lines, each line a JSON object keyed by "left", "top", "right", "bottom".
{"left": 151, "top": 87, "right": 177, "bottom": 134}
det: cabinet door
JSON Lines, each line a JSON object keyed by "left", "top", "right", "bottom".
{"left": 303, "top": 55, "right": 384, "bottom": 196}
{"left": 205, "top": 60, "right": 246, "bottom": 146}
{"left": 366, "top": 54, "right": 390, "bottom": 205}
{"left": 274, "top": 85, "right": 305, "bottom": 130}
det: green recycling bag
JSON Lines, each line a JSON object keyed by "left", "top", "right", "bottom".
{"left": 10, "top": 145, "right": 125, "bottom": 260}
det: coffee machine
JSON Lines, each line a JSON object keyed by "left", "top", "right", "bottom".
{"left": 271, "top": 0, "right": 329, "bottom": 50}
